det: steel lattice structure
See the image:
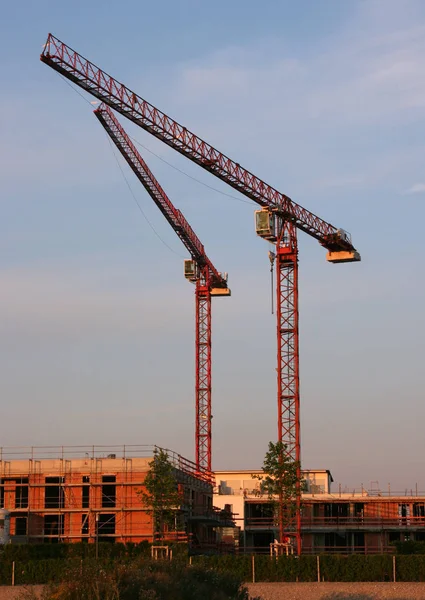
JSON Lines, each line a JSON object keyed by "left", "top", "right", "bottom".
{"left": 196, "top": 282, "right": 212, "bottom": 472}
{"left": 94, "top": 104, "right": 229, "bottom": 474}
{"left": 275, "top": 222, "right": 301, "bottom": 545}
{"left": 41, "top": 34, "right": 360, "bottom": 553}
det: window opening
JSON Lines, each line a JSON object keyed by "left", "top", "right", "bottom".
{"left": 45, "top": 477, "right": 64, "bottom": 509}
{"left": 102, "top": 476, "right": 116, "bottom": 508}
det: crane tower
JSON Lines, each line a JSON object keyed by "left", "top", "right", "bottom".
{"left": 93, "top": 104, "right": 230, "bottom": 474}
{"left": 41, "top": 34, "right": 361, "bottom": 553}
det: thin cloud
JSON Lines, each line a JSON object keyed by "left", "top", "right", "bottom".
{"left": 174, "top": 12, "right": 425, "bottom": 126}
{"left": 163, "top": 4, "right": 425, "bottom": 203}
{"left": 0, "top": 266, "right": 190, "bottom": 338}
{"left": 313, "top": 175, "right": 364, "bottom": 190}
{"left": 405, "top": 183, "right": 425, "bottom": 194}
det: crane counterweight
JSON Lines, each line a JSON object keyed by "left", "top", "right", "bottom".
{"left": 210, "top": 288, "right": 231, "bottom": 297}
{"left": 326, "top": 250, "right": 361, "bottom": 263}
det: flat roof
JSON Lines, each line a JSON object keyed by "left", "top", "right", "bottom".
{"left": 214, "top": 469, "right": 333, "bottom": 480}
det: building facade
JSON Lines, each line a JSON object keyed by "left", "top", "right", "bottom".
{"left": 0, "top": 445, "right": 217, "bottom": 545}
{"left": 2, "top": 449, "right": 424, "bottom": 554}
{"left": 214, "top": 470, "right": 425, "bottom": 554}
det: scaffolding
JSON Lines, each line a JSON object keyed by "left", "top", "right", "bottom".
{"left": 0, "top": 445, "right": 214, "bottom": 544}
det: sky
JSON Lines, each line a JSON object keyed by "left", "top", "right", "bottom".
{"left": 1, "top": 0, "right": 424, "bottom": 492}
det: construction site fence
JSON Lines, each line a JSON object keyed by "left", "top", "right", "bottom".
{"left": 2, "top": 552, "right": 425, "bottom": 584}
{"left": 191, "top": 554, "right": 425, "bottom": 582}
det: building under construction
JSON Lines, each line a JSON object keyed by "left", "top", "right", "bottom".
{"left": 0, "top": 445, "right": 223, "bottom": 546}
{"left": 39, "top": 35, "right": 362, "bottom": 554}
{"left": 214, "top": 470, "right": 425, "bottom": 554}
{"left": 2, "top": 446, "right": 425, "bottom": 554}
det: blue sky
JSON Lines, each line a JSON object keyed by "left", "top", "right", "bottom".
{"left": 1, "top": 0, "right": 425, "bottom": 491}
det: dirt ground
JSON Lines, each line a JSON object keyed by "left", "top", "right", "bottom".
{"left": 0, "top": 587, "right": 43, "bottom": 599}
{"left": 1, "top": 583, "right": 425, "bottom": 600}
{"left": 246, "top": 582, "right": 425, "bottom": 600}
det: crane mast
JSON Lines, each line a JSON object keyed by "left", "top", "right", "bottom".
{"left": 41, "top": 34, "right": 361, "bottom": 553}
{"left": 94, "top": 104, "right": 230, "bottom": 474}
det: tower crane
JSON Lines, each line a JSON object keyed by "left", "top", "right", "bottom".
{"left": 95, "top": 103, "right": 230, "bottom": 474}
{"left": 41, "top": 34, "right": 361, "bottom": 553}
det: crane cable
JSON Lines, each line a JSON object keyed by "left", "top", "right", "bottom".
{"left": 105, "top": 134, "right": 186, "bottom": 258}
{"left": 59, "top": 74, "right": 185, "bottom": 258}
{"left": 268, "top": 250, "right": 276, "bottom": 315}
{"left": 58, "top": 75, "right": 253, "bottom": 206}
{"left": 128, "top": 135, "right": 253, "bottom": 206}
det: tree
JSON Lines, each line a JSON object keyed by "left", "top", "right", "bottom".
{"left": 139, "top": 448, "right": 183, "bottom": 541}
{"left": 253, "top": 441, "right": 305, "bottom": 547}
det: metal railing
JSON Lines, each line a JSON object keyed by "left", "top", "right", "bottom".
{"left": 245, "top": 516, "right": 425, "bottom": 529}
{"left": 237, "top": 545, "right": 396, "bottom": 555}
{"left": 0, "top": 444, "right": 213, "bottom": 485}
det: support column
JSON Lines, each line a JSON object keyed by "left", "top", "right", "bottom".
{"left": 276, "top": 221, "right": 301, "bottom": 554}
{"left": 195, "top": 275, "right": 212, "bottom": 473}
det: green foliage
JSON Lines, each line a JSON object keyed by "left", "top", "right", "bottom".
{"left": 139, "top": 448, "right": 183, "bottom": 540}
{"left": 396, "top": 555, "right": 425, "bottom": 581}
{"left": 191, "top": 553, "right": 425, "bottom": 583}
{"left": 192, "top": 555, "right": 252, "bottom": 580}
{"left": 319, "top": 554, "right": 393, "bottom": 582}
{"left": 253, "top": 441, "right": 305, "bottom": 539}
{"left": 16, "top": 560, "right": 251, "bottom": 600}
{"left": 0, "top": 558, "right": 81, "bottom": 586}
{"left": 0, "top": 541, "right": 153, "bottom": 564}
{"left": 4, "top": 551, "right": 425, "bottom": 587}
{"left": 270, "top": 555, "right": 317, "bottom": 581}
{"left": 192, "top": 554, "right": 317, "bottom": 582}
{"left": 393, "top": 540, "right": 425, "bottom": 554}
{"left": 254, "top": 441, "right": 304, "bottom": 502}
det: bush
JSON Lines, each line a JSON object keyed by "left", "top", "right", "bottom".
{"left": 17, "top": 560, "right": 252, "bottom": 600}
{"left": 0, "top": 540, "right": 181, "bottom": 583}
{"left": 4, "top": 550, "right": 425, "bottom": 587}
{"left": 319, "top": 554, "right": 393, "bottom": 582}
{"left": 396, "top": 555, "right": 425, "bottom": 582}
{"left": 191, "top": 553, "right": 422, "bottom": 582}
{"left": 0, "top": 541, "right": 160, "bottom": 563}
{"left": 192, "top": 555, "right": 252, "bottom": 580}
{"left": 394, "top": 540, "right": 425, "bottom": 555}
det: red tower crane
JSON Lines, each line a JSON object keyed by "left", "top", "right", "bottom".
{"left": 41, "top": 34, "right": 361, "bottom": 553}
{"left": 93, "top": 104, "right": 230, "bottom": 475}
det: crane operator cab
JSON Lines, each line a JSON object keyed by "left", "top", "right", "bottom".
{"left": 184, "top": 259, "right": 198, "bottom": 282}
{"left": 255, "top": 208, "right": 277, "bottom": 242}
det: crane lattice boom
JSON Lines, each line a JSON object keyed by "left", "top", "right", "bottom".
{"left": 94, "top": 104, "right": 229, "bottom": 474}
{"left": 94, "top": 104, "right": 227, "bottom": 289}
{"left": 41, "top": 33, "right": 359, "bottom": 255}
{"left": 41, "top": 33, "right": 360, "bottom": 553}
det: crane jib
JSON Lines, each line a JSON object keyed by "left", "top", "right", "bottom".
{"left": 94, "top": 105, "right": 227, "bottom": 288}
{"left": 91, "top": 102, "right": 231, "bottom": 474}
{"left": 40, "top": 32, "right": 359, "bottom": 549}
{"left": 40, "top": 34, "right": 360, "bottom": 257}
